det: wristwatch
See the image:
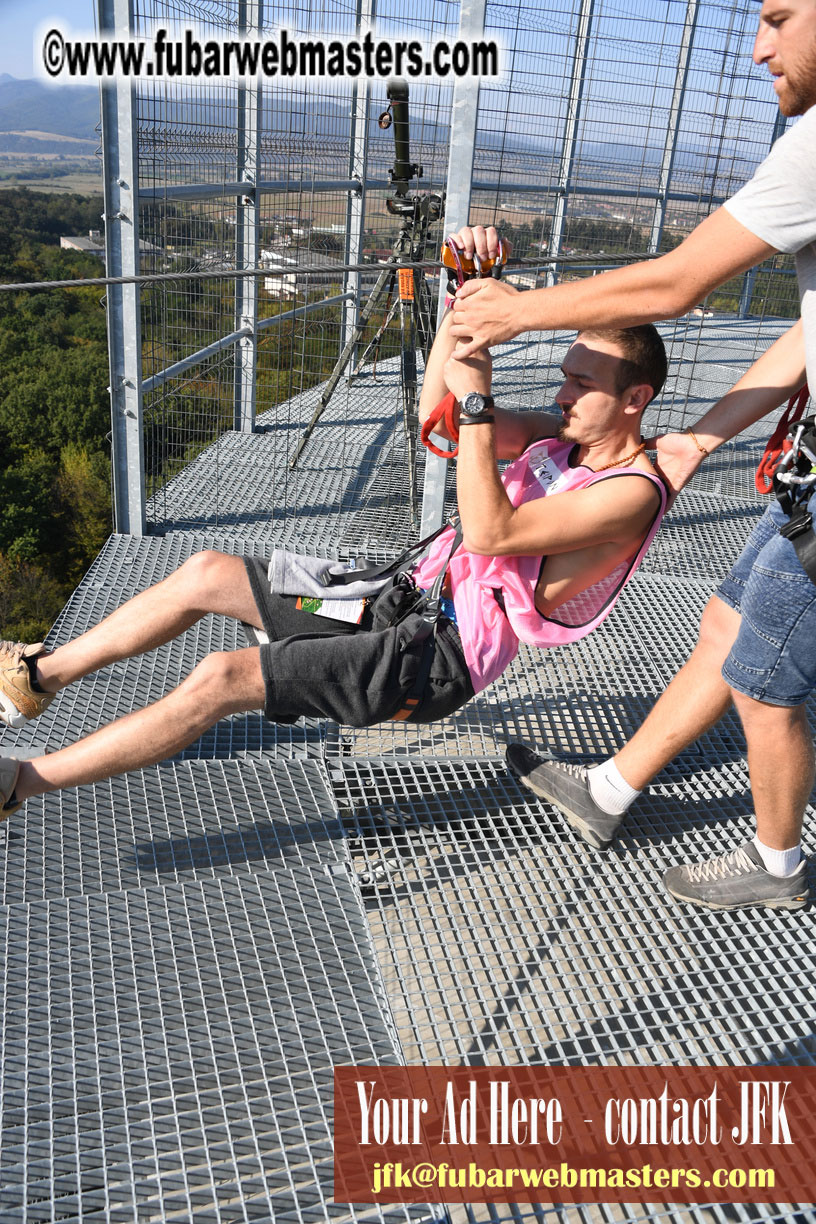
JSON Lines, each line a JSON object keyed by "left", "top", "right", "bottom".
{"left": 459, "top": 391, "right": 495, "bottom": 424}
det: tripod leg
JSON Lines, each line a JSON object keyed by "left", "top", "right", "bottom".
{"left": 350, "top": 290, "right": 399, "bottom": 382}
{"left": 289, "top": 262, "right": 396, "bottom": 469}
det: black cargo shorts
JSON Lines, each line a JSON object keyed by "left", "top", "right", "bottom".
{"left": 244, "top": 558, "right": 474, "bottom": 726}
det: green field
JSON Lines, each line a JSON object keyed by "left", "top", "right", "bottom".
{"left": 0, "top": 156, "right": 101, "bottom": 194}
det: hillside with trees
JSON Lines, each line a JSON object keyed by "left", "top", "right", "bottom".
{"left": 0, "top": 189, "right": 110, "bottom": 641}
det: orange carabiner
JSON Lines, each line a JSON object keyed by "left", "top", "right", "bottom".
{"left": 441, "top": 236, "right": 507, "bottom": 287}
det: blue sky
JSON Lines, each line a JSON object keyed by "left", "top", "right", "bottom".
{"left": 2, "top": 0, "right": 95, "bottom": 79}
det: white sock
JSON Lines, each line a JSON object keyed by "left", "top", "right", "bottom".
{"left": 753, "top": 835, "right": 802, "bottom": 878}
{"left": 586, "top": 759, "right": 642, "bottom": 816}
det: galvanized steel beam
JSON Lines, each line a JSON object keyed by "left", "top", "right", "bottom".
{"left": 233, "top": 0, "right": 263, "bottom": 433}
{"left": 649, "top": 0, "right": 700, "bottom": 254}
{"left": 139, "top": 176, "right": 729, "bottom": 206}
{"left": 342, "top": 0, "right": 376, "bottom": 355}
{"left": 546, "top": 0, "right": 595, "bottom": 286}
{"left": 421, "top": 0, "right": 486, "bottom": 537}
{"left": 142, "top": 327, "right": 252, "bottom": 395}
{"left": 139, "top": 179, "right": 363, "bottom": 202}
{"left": 100, "top": 0, "right": 145, "bottom": 535}
{"left": 142, "top": 295, "right": 355, "bottom": 395}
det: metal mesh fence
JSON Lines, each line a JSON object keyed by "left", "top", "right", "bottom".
{"left": 120, "top": 0, "right": 803, "bottom": 535}
{"left": 474, "top": 0, "right": 780, "bottom": 247}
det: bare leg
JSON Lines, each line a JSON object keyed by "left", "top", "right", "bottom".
{"left": 731, "top": 692, "right": 815, "bottom": 850}
{"left": 14, "top": 647, "right": 265, "bottom": 801}
{"left": 614, "top": 595, "right": 741, "bottom": 789}
{"left": 36, "top": 551, "right": 261, "bottom": 693}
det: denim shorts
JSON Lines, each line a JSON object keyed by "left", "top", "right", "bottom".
{"left": 717, "top": 493, "right": 816, "bottom": 706}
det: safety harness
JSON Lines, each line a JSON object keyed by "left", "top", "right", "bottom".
{"left": 773, "top": 410, "right": 816, "bottom": 584}
{"left": 317, "top": 520, "right": 464, "bottom": 722}
{"left": 755, "top": 385, "right": 810, "bottom": 493}
{"left": 320, "top": 238, "right": 506, "bottom": 714}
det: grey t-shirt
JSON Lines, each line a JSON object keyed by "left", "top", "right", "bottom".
{"left": 724, "top": 106, "right": 816, "bottom": 393}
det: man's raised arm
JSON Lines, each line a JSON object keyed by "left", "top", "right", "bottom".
{"left": 418, "top": 305, "right": 559, "bottom": 461}
{"left": 441, "top": 344, "right": 660, "bottom": 562}
{"left": 448, "top": 211, "right": 777, "bottom": 359}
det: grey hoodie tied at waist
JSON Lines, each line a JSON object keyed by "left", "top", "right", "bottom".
{"left": 266, "top": 549, "right": 397, "bottom": 600}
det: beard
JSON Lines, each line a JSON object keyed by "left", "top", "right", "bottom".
{"left": 775, "top": 37, "right": 816, "bottom": 115}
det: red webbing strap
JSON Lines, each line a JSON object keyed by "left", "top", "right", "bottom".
{"left": 755, "top": 385, "right": 810, "bottom": 493}
{"left": 421, "top": 390, "right": 459, "bottom": 458}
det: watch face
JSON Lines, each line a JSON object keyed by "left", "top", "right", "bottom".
{"left": 462, "top": 392, "right": 488, "bottom": 417}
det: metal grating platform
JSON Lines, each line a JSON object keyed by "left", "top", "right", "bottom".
{"left": 0, "top": 869, "right": 431, "bottom": 1223}
{"left": 336, "top": 758, "right": 816, "bottom": 1224}
{"left": 0, "top": 759, "right": 346, "bottom": 906}
{"left": 148, "top": 368, "right": 431, "bottom": 555}
{"left": 641, "top": 490, "right": 766, "bottom": 581}
{"left": 337, "top": 756, "right": 816, "bottom": 1068}
{"left": 2, "top": 317, "right": 815, "bottom": 1222}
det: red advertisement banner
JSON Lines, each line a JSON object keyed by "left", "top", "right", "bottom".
{"left": 334, "top": 1065, "right": 816, "bottom": 1205}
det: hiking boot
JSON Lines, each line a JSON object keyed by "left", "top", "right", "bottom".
{"left": 0, "top": 758, "right": 22, "bottom": 821}
{"left": 0, "top": 641, "right": 54, "bottom": 728}
{"left": 663, "top": 841, "right": 809, "bottom": 911}
{"left": 506, "top": 742, "right": 623, "bottom": 849}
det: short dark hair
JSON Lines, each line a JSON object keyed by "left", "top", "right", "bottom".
{"left": 579, "top": 324, "right": 667, "bottom": 406}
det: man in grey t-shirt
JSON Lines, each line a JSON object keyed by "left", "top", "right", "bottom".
{"left": 452, "top": 0, "right": 816, "bottom": 911}
{"left": 726, "top": 107, "right": 816, "bottom": 392}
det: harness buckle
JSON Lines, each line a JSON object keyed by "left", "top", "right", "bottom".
{"left": 420, "top": 596, "right": 441, "bottom": 624}
{"left": 780, "top": 509, "right": 813, "bottom": 541}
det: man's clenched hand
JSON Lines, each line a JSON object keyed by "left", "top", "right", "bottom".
{"left": 443, "top": 223, "right": 518, "bottom": 359}
{"left": 449, "top": 279, "right": 522, "bottom": 358}
{"left": 446, "top": 222, "right": 503, "bottom": 263}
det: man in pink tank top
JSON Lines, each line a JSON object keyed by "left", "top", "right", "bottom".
{"left": 414, "top": 283, "right": 667, "bottom": 695}
{"left": 0, "top": 274, "right": 667, "bottom": 820}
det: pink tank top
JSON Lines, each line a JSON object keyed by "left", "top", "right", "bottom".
{"left": 412, "top": 438, "right": 667, "bottom": 693}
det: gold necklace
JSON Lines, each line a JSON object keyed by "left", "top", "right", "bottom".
{"left": 593, "top": 440, "right": 649, "bottom": 472}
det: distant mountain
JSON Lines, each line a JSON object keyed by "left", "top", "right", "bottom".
{"left": 0, "top": 75, "right": 537, "bottom": 156}
{"left": 0, "top": 132, "right": 97, "bottom": 154}
{"left": 0, "top": 76, "right": 99, "bottom": 141}
{"left": 0, "top": 74, "right": 758, "bottom": 192}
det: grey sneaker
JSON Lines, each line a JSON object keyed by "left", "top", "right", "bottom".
{"left": 505, "top": 742, "right": 623, "bottom": 849}
{"left": 663, "top": 841, "right": 809, "bottom": 911}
